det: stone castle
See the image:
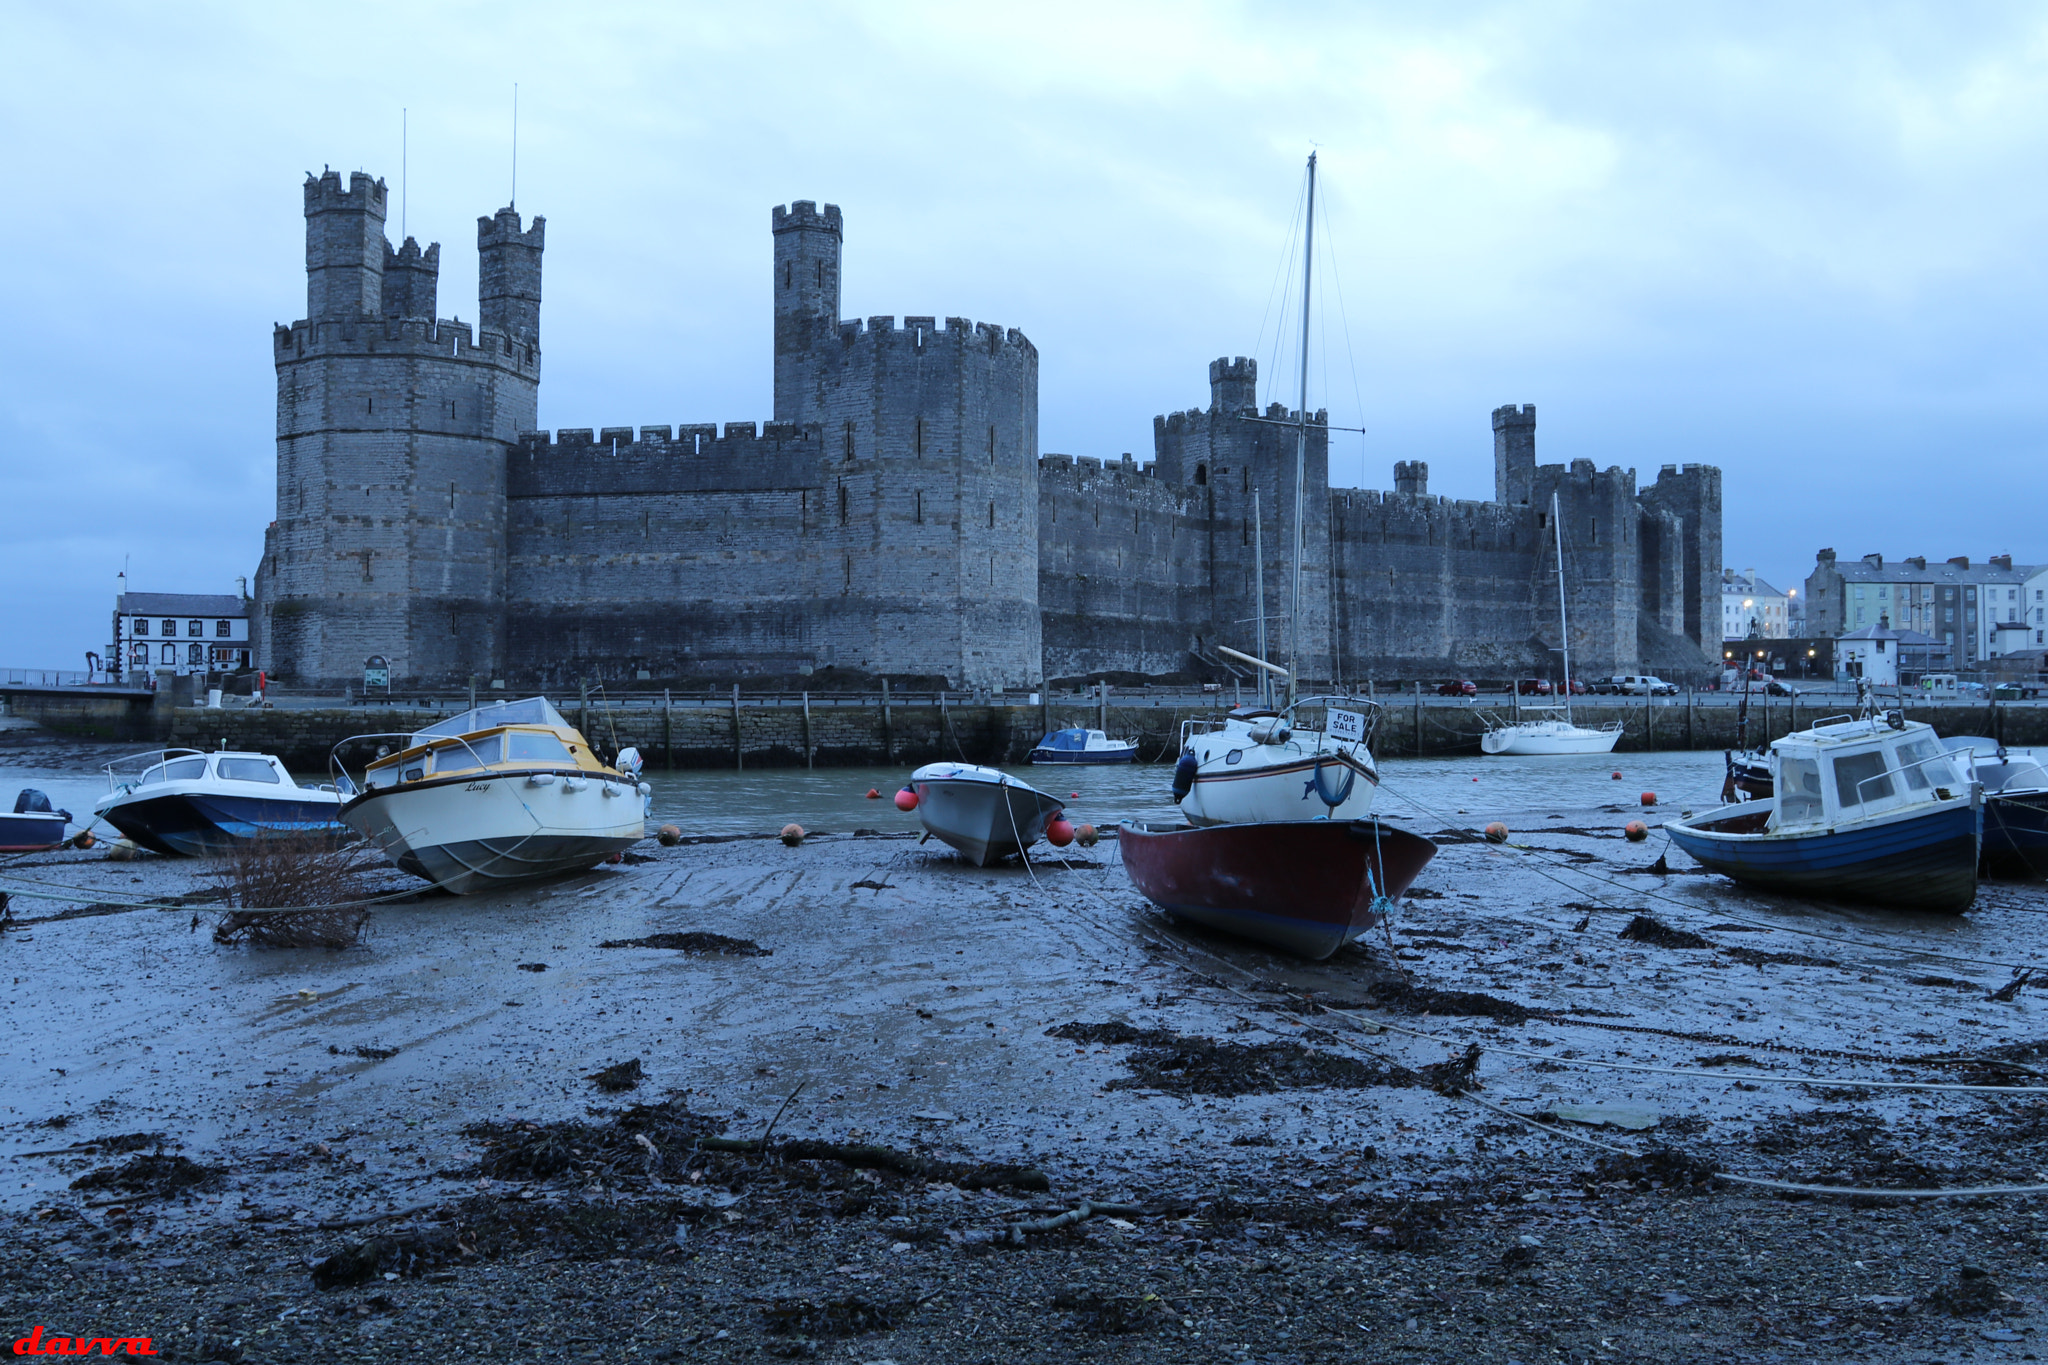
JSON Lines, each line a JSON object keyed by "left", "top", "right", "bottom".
{"left": 257, "top": 170, "right": 1723, "bottom": 690}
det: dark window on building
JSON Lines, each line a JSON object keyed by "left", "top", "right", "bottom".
{"left": 1194, "top": 464, "right": 1207, "bottom": 486}
{"left": 136, "top": 619, "right": 149, "bottom": 636}
{"left": 989, "top": 502, "right": 996, "bottom": 529}
{"left": 915, "top": 490, "right": 923, "bottom": 524}
{"left": 162, "top": 619, "right": 176, "bottom": 636}
{"left": 989, "top": 425, "right": 996, "bottom": 463}
{"left": 783, "top": 263, "right": 791, "bottom": 289}
{"left": 188, "top": 620, "right": 203, "bottom": 637}
{"left": 843, "top": 422, "right": 855, "bottom": 462}
{"left": 216, "top": 620, "right": 231, "bottom": 637}
{"left": 915, "top": 417, "right": 924, "bottom": 457}
{"left": 838, "top": 485, "right": 848, "bottom": 526}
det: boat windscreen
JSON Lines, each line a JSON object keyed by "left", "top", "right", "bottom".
{"left": 1833, "top": 750, "right": 1894, "bottom": 808}
{"left": 1894, "top": 737, "right": 1960, "bottom": 791}
{"left": 217, "top": 757, "right": 282, "bottom": 785}
{"left": 1777, "top": 757, "right": 1824, "bottom": 825}
{"left": 414, "top": 697, "right": 567, "bottom": 741}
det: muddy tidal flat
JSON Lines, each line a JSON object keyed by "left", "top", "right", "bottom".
{"left": 5, "top": 745, "right": 2048, "bottom": 1360}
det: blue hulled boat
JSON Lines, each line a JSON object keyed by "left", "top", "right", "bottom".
{"left": 1028, "top": 727, "right": 1139, "bottom": 764}
{"left": 94, "top": 749, "right": 346, "bottom": 857}
{"left": 1664, "top": 712, "right": 1981, "bottom": 913}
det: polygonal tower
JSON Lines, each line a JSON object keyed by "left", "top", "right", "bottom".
{"left": 261, "top": 168, "right": 543, "bottom": 686}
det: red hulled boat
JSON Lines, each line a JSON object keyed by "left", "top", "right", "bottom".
{"left": 1118, "top": 819, "right": 1439, "bottom": 960}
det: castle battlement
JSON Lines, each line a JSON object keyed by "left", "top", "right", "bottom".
{"left": 827, "top": 314, "right": 1035, "bottom": 357}
{"left": 477, "top": 206, "right": 545, "bottom": 251}
{"left": 772, "top": 200, "right": 842, "bottom": 235}
{"left": 516, "top": 420, "right": 814, "bottom": 452}
{"left": 304, "top": 169, "right": 385, "bottom": 213}
{"left": 272, "top": 315, "right": 537, "bottom": 375}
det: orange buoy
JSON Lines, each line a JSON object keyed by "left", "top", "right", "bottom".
{"left": 1624, "top": 820, "right": 1648, "bottom": 841}
{"left": 780, "top": 823, "right": 806, "bottom": 847}
{"left": 894, "top": 787, "right": 918, "bottom": 811}
{"left": 1611, "top": 771, "right": 1623, "bottom": 780}
{"left": 1484, "top": 821, "right": 1508, "bottom": 843}
{"left": 72, "top": 830, "right": 95, "bottom": 850}
{"left": 657, "top": 824, "right": 682, "bottom": 846}
{"left": 607, "top": 851, "right": 624, "bottom": 863}
{"left": 865, "top": 788, "right": 882, "bottom": 800}
{"left": 1075, "top": 823, "right": 1099, "bottom": 847}
{"left": 1641, "top": 791, "right": 1657, "bottom": 807}
{"left": 1046, "top": 817, "right": 1075, "bottom": 848}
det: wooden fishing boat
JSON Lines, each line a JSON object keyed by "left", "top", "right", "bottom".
{"left": 1118, "top": 818, "right": 1438, "bottom": 959}
{"left": 1667, "top": 713, "right": 1980, "bottom": 913}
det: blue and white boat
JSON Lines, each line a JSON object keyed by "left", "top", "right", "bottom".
{"left": 1028, "top": 727, "right": 1139, "bottom": 764}
{"left": 1664, "top": 712, "right": 1981, "bottom": 913}
{"left": 1, "top": 790, "right": 73, "bottom": 852}
{"left": 94, "top": 749, "right": 346, "bottom": 857}
{"left": 1943, "top": 736, "right": 2048, "bottom": 880}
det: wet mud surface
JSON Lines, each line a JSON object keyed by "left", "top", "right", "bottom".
{"left": 7, "top": 745, "right": 2048, "bottom": 1360}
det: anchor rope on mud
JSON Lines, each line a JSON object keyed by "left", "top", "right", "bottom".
{"left": 1028, "top": 839, "right": 2048, "bottom": 1201}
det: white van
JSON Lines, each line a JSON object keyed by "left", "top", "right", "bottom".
{"left": 1611, "top": 674, "right": 1678, "bottom": 696}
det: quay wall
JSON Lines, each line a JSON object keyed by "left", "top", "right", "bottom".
{"left": 153, "top": 696, "right": 2048, "bottom": 773}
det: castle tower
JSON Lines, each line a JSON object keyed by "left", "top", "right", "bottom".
{"left": 1492, "top": 402, "right": 1536, "bottom": 506}
{"left": 480, "top": 207, "right": 545, "bottom": 344}
{"left": 771, "top": 200, "right": 842, "bottom": 424}
{"left": 1393, "top": 461, "right": 1429, "bottom": 498}
{"left": 261, "top": 168, "right": 543, "bottom": 686}
{"left": 304, "top": 170, "right": 387, "bottom": 319}
{"left": 381, "top": 237, "right": 439, "bottom": 320}
{"left": 1209, "top": 357, "right": 1256, "bottom": 414}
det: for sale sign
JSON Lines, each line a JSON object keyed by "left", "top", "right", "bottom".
{"left": 1326, "top": 707, "right": 1367, "bottom": 743}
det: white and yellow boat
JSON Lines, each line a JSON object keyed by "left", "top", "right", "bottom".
{"left": 332, "top": 697, "right": 647, "bottom": 894}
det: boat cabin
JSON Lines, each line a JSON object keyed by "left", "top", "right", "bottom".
{"left": 360, "top": 697, "right": 603, "bottom": 789}
{"left": 1766, "top": 716, "right": 1967, "bottom": 832}
{"left": 110, "top": 749, "right": 302, "bottom": 792}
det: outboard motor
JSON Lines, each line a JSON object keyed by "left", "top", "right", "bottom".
{"left": 13, "top": 789, "right": 70, "bottom": 821}
{"left": 1171, "top": 750, "right": 1199, "bottom": 802}
{"left": 615, "top": 746, "right": 645, "bottom": 780}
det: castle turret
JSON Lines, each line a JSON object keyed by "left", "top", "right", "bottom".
{"left": 479, "top": 207, "right": 545, "bottom": 344}
{"left": 1393, "top": 460, "right": 1429, "bottom": 498}
{"left": 1492, "top": 402, "right": 1535, "bottom": 507}
{"left": 772, "top": 200, "right": 842, "bottom": 424}
{"left": 303, "top": 170, "right": 386, "bottom": 320}
{"left": 1209, "top": 356, "right": 1256, "bottom": 414}
{"left": 381, "top": 237, "right": 439, "bottom": 320}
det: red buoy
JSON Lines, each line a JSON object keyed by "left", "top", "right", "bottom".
{"left": 865, "top": 788, "right": 882, "bottom": 800}
{"left": 894, "top": 787, "right": 918, "bottom": 811}
{"left": 1484, "top": 821, "right": 1509, "bottom": 843}
{"left": 1611, "top": 771, "right": 1623, "bottom": 780}
{"left": 1624, "top": 820, "right": 1648, "bottom": 841}
{"left": 1640, "top": 791, "right": 1657, "bottom": 807}
{"left": 1046, "top": 817, "right": 1075, "bottom": 848}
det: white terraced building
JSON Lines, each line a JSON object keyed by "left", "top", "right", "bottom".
{"left": 112, "top": 589, "right": 253, "bottom": 681}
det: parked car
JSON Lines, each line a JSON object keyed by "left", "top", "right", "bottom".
{"left": 1763, "top": 678, "right": 1798, "bottom": 697}
{"left": 1436, "top": 679, "right": 1477, "bottom": 697}
{"left": 1597, "top": 674, "right": 1678, "bottom": 696}
{"left": 1563, "top": 679, "right": 1588, "bottom": 695}
{"left": 1508, "top": 678, "right": 1554, "bottom": 696}
{"left": 1995, "top": 682, "right": 2042, "bottom": 700}
{"left": 1959, "top": 681, "right": 1990, "bottom": 698}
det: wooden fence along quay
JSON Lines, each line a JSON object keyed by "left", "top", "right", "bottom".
{"left": 63, "top": 682, "right": 2048, "bottom": 772}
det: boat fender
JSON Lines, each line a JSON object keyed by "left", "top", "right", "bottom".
{"left": 1309, "top": 755, "right": 1356, "bottom": 809}
{"left": 601, "top": 782, "right": 622, "bottom": 797}
{"left": 526, "top": 773, "right": 558, "bottom": 787}
{"left": 638, "top": 783, "right": 652, "bottom": 797}
{"left": 564, "top": 776, "right": 589, "bottom": 792}
{"left": 1171, "top": 752, "right": 1199, "bottom": 801}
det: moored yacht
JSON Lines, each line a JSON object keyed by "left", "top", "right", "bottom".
{"left": 333, "top": 697, "right": 647, "bottom": 894}
{"left": 1173, "top": 698, "right": 1379, "bottom": 826}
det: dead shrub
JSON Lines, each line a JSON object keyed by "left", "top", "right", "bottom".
{"left": 206, "top": 830, "right": 381, "bottom": 949}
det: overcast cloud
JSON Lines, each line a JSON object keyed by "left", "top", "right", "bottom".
{"left": 4, "top": 1, "right": 2046, "bottom": 666}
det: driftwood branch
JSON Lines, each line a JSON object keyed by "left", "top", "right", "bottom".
{"left": 1006, "top": 1198, "right": 1145, "bottom": 1238}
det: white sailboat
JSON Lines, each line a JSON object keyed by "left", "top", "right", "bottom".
{"left": 1479, "top": 490, "right": 1623, "bottom": 756}
{"left": 1174, "top": 152, "right": 1380, "bottom": 825}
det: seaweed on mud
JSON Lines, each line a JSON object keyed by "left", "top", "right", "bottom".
{"left": 313, "top": 1197, "right": 718, "bottom": 1288}
{"left": 1109, "top": 1035, "right": 1419, "bottom": 1098}
{"left": 70, "top": 1153, "right": 222, "bottom": 1198}
{"left": 1749, "top": 1109, "right": 1888, "bottom": 1155}
{"left": 1587, "top": 1146, "right": 1721, "bottom": 1192}
{"left": 599, "top": 931, "right": 772, "bottom": 956}
{"left": 464, "top": 1100, "right": 720, "bottom": 1180}
{"left": 1353, "top": 980, "right": 1535, "bottom": 1025}
{"left": 1052, "top": 1287, "right": 1158, "bottom": 1334}
{"left": 329, "top": 1044, "right": 399, "bottom": 1061}
{"left": 1926, "top": 1266, "right": 2007, "bottom": 1317}
{"left": 1419, "top": 1043, "right": 1484, "bottom": 1095}
{"left": 1721, "top": 946, "right": 1840, "bottom": 969}
{"left": 761, "top": 1296, "right": 916, "bottom": 1337}
{"left": 1617, "top": 915, "right": 1712, "bottom": 949}
{"left": 1047, "top": 1021, "right": 1176, "bottom": 1046}
{"left": 586, "top": 1058, "right": 644, "bottom": 1092}
{"left": 1695, "top": 1053, "right": 1759, "bottom": 1068}
{"left": 1906, "top": 975, "right": 1981, "bottom": 991}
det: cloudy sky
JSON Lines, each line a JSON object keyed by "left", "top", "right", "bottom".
{"left": 5, "top": 1, "right": 2047, "bottom": 666}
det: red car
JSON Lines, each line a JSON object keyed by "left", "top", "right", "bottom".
{"left": 1562, "top": 679, "right": 1588, "bottom": 695}
{"left": 1437, "top": 679, "right": 1477, "bottom": 697}
{"left": 1509, "top": 679, "right": 1554, "bottom": 696}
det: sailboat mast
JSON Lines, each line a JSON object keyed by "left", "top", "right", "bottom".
{"left": 1552, "top": 489, "right": 1572, "bottom": 722}
{"left": 1252, "top": 488, "right": 1269, "bottom": 709}
{"left": 1288, "top": 151, "right": 1316, "bottom": 707}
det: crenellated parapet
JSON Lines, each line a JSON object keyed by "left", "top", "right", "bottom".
{"left": 272, "top": 315, "right": 539, "bottom": 376}
{"left": 509, "top": 422, "right": 824, "bottom": 497}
